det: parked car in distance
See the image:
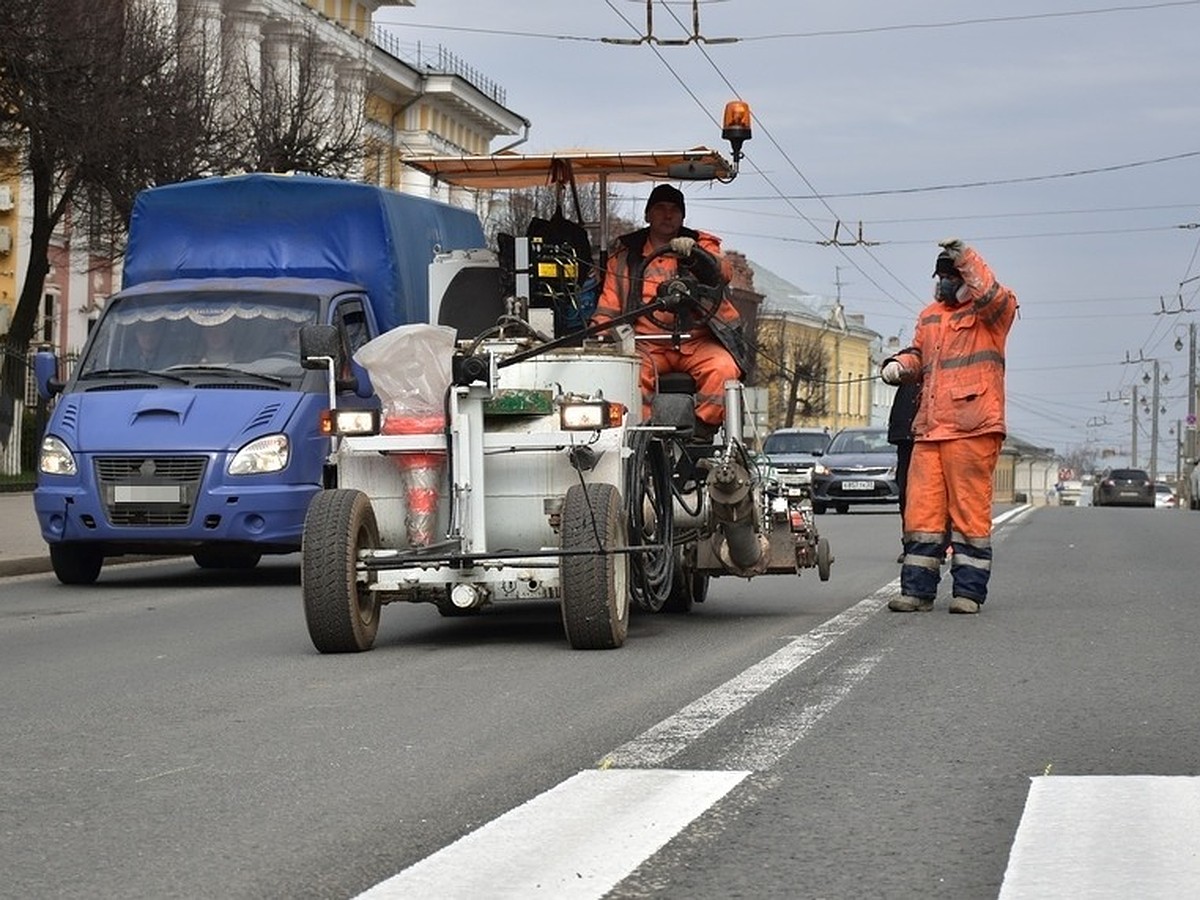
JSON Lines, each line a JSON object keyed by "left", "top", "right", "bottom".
{"left": 1057, "top": 479, "right": 1084, "bottom": 506}
{"left": 1154, "top": 482, "right": 1178, "bottom": 509}
{"left": 1092, "top": 467, "right": 1155, "bottom": 507}
{"left": 810, "top": 426, "right": 900, "bottom": 514}
{"left": 761, "top": 427, "right": 831, "bottom": 493}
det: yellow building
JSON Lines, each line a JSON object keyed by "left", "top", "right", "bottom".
{"left": 743, "top": 261, "right": 879, "bottom": 434}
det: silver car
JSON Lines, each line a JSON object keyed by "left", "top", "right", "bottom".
{"left": 810, "top": 426, "right": 900, "bottom": 514}
{"left": 761, "top": 427, "right": 831, "bottom": 493}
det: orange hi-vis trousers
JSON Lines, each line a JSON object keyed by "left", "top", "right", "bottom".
{"left": 639, "top": 338, "right": 739, "bottom": 427}
{"left": 900, "top": 433, "right": 1002, "bottom": 604}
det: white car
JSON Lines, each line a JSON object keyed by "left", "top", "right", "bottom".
{"left": 1154, "top": 482, "right": 1178, "bottom": 509}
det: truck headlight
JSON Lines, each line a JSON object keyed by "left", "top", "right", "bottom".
{"left": 229, "top": 433, "right": 290, "bottom": 475}
{"left": 39, "top": 435, "right": 77, "bottom": 476}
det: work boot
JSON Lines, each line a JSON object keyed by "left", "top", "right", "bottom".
{"left": 949, "top": 597, "right": 980, "bottom": 614}
{"left": 888, "top": 595, "right": 934, "bottom": 612}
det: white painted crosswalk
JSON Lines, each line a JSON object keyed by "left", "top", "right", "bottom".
{"left": 1000, "top": 776, "right": 1200, "bottom": 899}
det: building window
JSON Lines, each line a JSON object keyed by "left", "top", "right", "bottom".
{"left": 42, "top": 293, "right": 58, "bottom": 344}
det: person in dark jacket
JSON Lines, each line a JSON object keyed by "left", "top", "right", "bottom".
{"left": 887, "top": 380, "right": 920, "bottom": 564}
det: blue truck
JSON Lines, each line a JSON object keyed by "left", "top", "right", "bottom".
{"left": 33, "top": 173, "right": 484, "bottom": 584}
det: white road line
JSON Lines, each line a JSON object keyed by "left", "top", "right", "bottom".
{"left": 354, "top": 769, "right": 749, "bottom": 900}
{"left": 600, "top": 583, "right": 897, "bottom": 769}
{"left": 1000, "top": 776, "right": 1200, "bottom": 899}
{"left": 715, "top": 652, "right": 886, "bottom": 772}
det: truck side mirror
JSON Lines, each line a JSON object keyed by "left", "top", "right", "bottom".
{"left": 299, "top": 325, "right": 341, "bottom": 371}
{"left": 34, "top": 347, "right": 63, "bottom": 401}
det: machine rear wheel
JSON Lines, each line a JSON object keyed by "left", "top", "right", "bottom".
{"left": 560, "top": 483, "right": 629, "bottom": 649}
{"left": 302, "top": 490, "right": 380, "bottom": 653}
{"left": 49, "top": 543, "right": 103, "bottom": 585}
{"left": 816, "top": 536, "right": 833, "bottom": 581}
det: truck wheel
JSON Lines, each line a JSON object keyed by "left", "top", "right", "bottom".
{"left": 193, "top": 546, "right": 261, "bottom": 570}
{"left": 49, "top": 543, "right": 103, "bottom": 585}
{"left": 302, "top": 490, "right": 380, "bottom": 653}
{"left": 560, "top": 482, "right": 629, "bottom": 649}
{"left": 816, "top": 536, "right": 833, "bottom": 582}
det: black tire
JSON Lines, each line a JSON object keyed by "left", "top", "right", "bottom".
{"left": 835, "top": 502, "right": 850, "bottom": 515}
{"left": 302, "top": 490, "right": 381, "bottom": 653}
{"left": 662, "top": 550, "right": 709, "bottom": 613}
{"left": 193, "top": 546, "right": 262, "bottom": 570}
{"left": 816, "top": 536, "right": 833, "bottom": 582}
{"left": 49, "top": 543, "right": 103, "bottom": 585}
{"left": 812, "top": 501, "right": 827, "bottom": 515}
{"left": 560, "top": 483, "right": 629, "bottom": 649}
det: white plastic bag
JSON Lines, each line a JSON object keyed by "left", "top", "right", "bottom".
{"left": 353, "top": 324, "right": 456, "bottom": 420}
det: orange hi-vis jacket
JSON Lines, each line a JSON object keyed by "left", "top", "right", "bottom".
{"left": 891, "top": 246, "right": 1018, "bottom": 442}
{"left": 592, "top": 227, "right": 739, "bottom": 337}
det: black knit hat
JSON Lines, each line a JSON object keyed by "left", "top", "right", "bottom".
{"left": 645, "top": 184, "right": 685, "bottom": 217}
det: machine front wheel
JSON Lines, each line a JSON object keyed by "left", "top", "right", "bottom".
{"left": 560, "top": 483, "right": 630, "bottom": 649}
{"left": 302, "top": 490, "right": 380, "bottom": 653}
{"left": 816, "top": 536, "right": 833, "bottom": 582}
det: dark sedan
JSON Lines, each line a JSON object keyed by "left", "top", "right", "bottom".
{"left": 810, "top": 426, "right": 900, "bottom": 514}
{"left": 1093, "top": 468, "right": 1155, "bottom": 507}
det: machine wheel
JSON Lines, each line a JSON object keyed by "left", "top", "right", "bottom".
{"left": 193, "top": 546, "right": 261, "bottom": 570}
{"left": 812, "top": 501, "right": 827, "bottom": 515}
{"left": 835, "top": 502, "right": 850, "bottom": 515}
{"left": 302, "top": 489, "right": 380, "bottom": 653}
{"left": 49, "top": 543, "right": 103, "bottom": 585}
{"left": 560, "top": 482, "right": 629, "bottom": 650}
{"left": 662, "top": 549, "right": 709, "bottom": 614}
{"left": 816, "top": 536, "right": 833, "bottom": 582}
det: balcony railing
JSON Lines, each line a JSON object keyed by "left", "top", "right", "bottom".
{"left": 371, "top": 26, "right": 506, "bottom": 107}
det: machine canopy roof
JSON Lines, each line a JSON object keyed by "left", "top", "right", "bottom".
{"left": 402, "top": 147, "right": 734, "bottom": 189}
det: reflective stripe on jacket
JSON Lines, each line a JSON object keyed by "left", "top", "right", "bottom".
{"left": 893, "top": 246, "right": 1017, "bottom": 441}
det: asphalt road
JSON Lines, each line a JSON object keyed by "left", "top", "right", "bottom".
{"left": 3, "top": 504, "right": 1199, "bottom": 899}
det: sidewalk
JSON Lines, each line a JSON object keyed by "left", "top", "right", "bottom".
{"left": 0, "top": 490, "right": 52, "bottom": 577}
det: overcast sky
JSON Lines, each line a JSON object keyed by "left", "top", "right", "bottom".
{"left": 376, "top": 1, "right": 1200, "bottom": 468}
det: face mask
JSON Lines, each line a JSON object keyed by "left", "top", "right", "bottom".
{"left": 937, "top": 276, "right": 963, "bottom": 304}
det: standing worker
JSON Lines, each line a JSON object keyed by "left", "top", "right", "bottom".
{"left": 591, "top": 184, "right": 746, "bottom": 441}
{"left": 880, "top": 239, "right": 1018, "bottom": 614}
{"left": 887, "top": 379, "right": 920, "bottom": 564}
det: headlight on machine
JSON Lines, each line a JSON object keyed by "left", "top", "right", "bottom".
{"left": 229, "top": 433, "right": 290, "bottom": 475}
{"left": 39, "top": 435, "right": 77, "bottom": 476}
{"left": 559, "top": 399, "right": 626, "bottom": 431}
{"left": 319, "top": 408, "right": 380, "bottom": 436}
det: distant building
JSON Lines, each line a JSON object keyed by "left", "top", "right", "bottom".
{"left": 737, "top": 260, "right": 880, "bottom": 433}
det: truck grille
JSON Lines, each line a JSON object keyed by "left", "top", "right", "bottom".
{"left": 94, "top": 456, "right": 208, "bottom": 526}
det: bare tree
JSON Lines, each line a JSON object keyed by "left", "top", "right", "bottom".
{"left": 0, "top": 2, "right": 375, "bottom": 447}
{"left": 226, "top": 26, "right": 366, "bottom": 177}
{"left": 0, "top": 0, "right": 142, "bottom": 440}
{"left": 755, "top": 319, "right": 828, "bottom": 427}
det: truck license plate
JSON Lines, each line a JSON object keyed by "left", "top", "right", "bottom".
{"left": 114, "top": 485, "right": 181, "bottom": 503}
{"left": 842, "top": 480, "right": 873, "bottom": 491}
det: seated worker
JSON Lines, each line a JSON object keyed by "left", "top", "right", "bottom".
{"left": 590, "top": 184, "right": 745, "bottom": 440}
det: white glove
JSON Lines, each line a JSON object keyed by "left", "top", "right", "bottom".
{"left": 669, "top": 236, "right": 697, "bottom": 257}
{"left": 938, "top": 238, "right": 965, "bottom": 260}
{"left": 881, "top": 360, "right": 904, "bottom": 385}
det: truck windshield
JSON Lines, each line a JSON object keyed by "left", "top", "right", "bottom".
{"left": 78, "top": 292, "right": 320, "bottom": 381}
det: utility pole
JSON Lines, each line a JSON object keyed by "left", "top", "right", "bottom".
{"left": 1131, "top": 385, "right": 1138, "bottom": 467}
{"left": 1150, "top": 359, "right": 1161, "bottom": 482}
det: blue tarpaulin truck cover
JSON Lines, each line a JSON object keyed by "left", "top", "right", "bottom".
{"left": 122, "top": 173, "right": 486, "bottom": 333}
